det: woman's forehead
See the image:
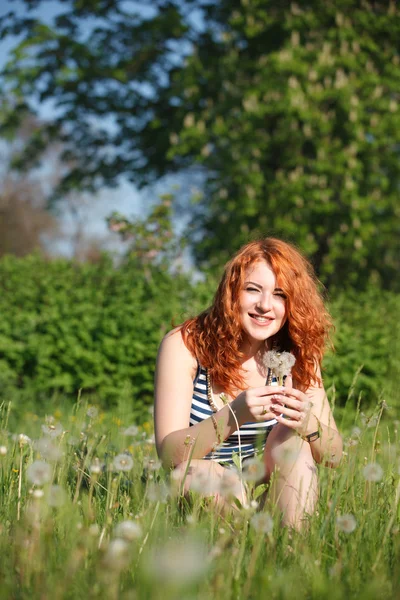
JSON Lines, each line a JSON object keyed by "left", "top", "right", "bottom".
{"left": 244, "top": 260, "right": 276, "bottom": 283}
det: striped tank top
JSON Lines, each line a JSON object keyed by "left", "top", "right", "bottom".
{"left": 189, "top": 365, "right": 278, "bottom": 465}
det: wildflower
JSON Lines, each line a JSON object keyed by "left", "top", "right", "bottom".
{"left": 35, "top": 438, "right": 63, "bottom": 462}
{"left": 14, "top": 433, "right": 31, "bottom": 448}
{"left": 351, "top": 426, "right": 361, "bottom": 438}
{"left": 114, "top": 520, "right": 142, "bottom": 542}
{"left": 112, "top": 453, "right": 134, "bottom": 472}
{"left": 41, "top": 420, "right": 63, "bottom": 438}
{"left": 363, "top": 462, "right": 384, "bottom": 482}
{"left": 90, "top": 458, "right": 104, "bottom": 475}
{"left": 336, "top": 514, "right": 357, "bottom": 533}
{"left": 32, "top": 488, "right": 44, "bottom": 499}
{"left": 145, "top": 536, "right": 208, "bottom": 585}
{"left": 0, "top": 446, "right": 7, "bottom": 456}
{"left": 122, "top": 425, "right": 139, "bottom": 436}
{"left": 147, "top": 481, "right": 170, "bottom": 503}
{"left": 264, "top": 350, "right": 296, "bottom": 383}
{"left": 250, "top": 512, "right": 274, "bottom": 534}
{"left": 26, "top": 460, "right": 52, "bottom": 486}
{"left": 143, "top": 457, "right": 162, "bottom": 471}
{"left": 88, "top": 524, "right": 100, "bottom": 537}
{"left": 219, "top": 471, "right": 243, "bottom": 499}
{"left": 47, "top": 485, "right": 67, "bottom": 507}
{"left": 103, "top": 539, "right": 131, "bottom": 571}
{"left": 188, "top": 471, "right": 216, "bottom": 495}
{"left": 86, "top": 406, "right": 99, "bottom": 419}
{"left": 241, "top": 458, "right": 265, "bottom": 482}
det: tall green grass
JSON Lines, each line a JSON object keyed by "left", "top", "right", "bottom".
{"left": 0, "top": 387, "right": 398, "bottom": 600}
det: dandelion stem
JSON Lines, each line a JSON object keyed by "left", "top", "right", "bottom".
{"left": 17, "top": 448, "right": 23, "bottom": 521}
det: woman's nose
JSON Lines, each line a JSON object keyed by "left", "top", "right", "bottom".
{"left": 257, "top": 293, "right": 272, "bottom": 312}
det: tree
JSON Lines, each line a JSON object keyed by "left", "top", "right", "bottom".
{"left": 1, "top": 0, "right": 400, "bottom": 289}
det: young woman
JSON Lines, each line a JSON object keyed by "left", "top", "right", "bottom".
{"left": 154, "top": 238, "right": 342, "bottom": 527}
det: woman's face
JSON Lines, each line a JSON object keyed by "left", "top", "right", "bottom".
{"left": 238, "top": 260, "right": 287, "bottom": 349}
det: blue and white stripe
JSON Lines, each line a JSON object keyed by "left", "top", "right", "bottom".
{"left": 189, "top": 366, "right": 277, "bottom": 465}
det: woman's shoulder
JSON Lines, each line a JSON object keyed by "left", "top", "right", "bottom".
{"left": 158, "top": 327, "right": 197, "bottom": 371}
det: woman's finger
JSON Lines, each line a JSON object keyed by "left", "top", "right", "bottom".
{"left": 271, "top": 404, "right": 302, "bottom": 421}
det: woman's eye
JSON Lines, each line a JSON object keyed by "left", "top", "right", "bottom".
{"left": 274, "top": 292, "right": 287, "bottom": 299}
{"left": 246, "top": 287, "right": 259, "bottom": 292}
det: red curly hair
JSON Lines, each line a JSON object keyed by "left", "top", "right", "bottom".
{"left": 181, "top": 238, "right": 333, "bottom": 394}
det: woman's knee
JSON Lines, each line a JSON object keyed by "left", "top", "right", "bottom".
{"left": 264, "top": 424, "right": 315, "bottom": 475}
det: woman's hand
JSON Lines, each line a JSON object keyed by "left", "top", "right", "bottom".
{"left": 231, "top": 385, "right": 282, "bottom": 423}
{"left": 267, "top": 376, "right": 317, "bottom": 437}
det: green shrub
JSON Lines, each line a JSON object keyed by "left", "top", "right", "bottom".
{"left": 0, "top": 253, "right": 398, "bottom": 414}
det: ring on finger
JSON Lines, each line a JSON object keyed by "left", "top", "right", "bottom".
{"left": 261, "top": 406, "right": 268, "bottom": 415}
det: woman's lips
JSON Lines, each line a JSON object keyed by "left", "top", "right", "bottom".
{"left": 249, "top": 313, "right": 274, "bottom": 326}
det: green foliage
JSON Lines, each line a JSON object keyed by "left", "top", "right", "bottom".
{"left": 0, "top": 392, "right": 398, "bottom": 598}
{"left": 0, "top": 253, "right": 214, "bottom": 413}
{"left": 1, "top": 1, "right": 400, "bottom": 289}
{"left": 0, "top": 253, "right": 398, "bottom": 412}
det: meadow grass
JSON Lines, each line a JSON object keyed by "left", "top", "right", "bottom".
{"left": 0, "top": 390, "right": 398, "bottom": 600}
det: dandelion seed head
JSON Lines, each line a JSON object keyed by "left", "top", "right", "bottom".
{"left": 32, "top": 488, "right": 44, "bottom": 499}
{"left": 104, "top": 539, "right": 131, "bottom": 571}
{"left": 15, "top": 433, "right": 31, "bottom": 447}
{"left": 147, "top": 481, "right": 170, "bottom": 503}
{"left": 114, "top": 520, "right": 142, "bottom": 542}
{"left": 112, "top": 453, "right": 134, "bottom": 472}
{"left": 0, "top": 446, "right": 7, "bottom": 456}
{"left": 86, "top": 406, "right": 99, "bottom": 419}
{"left": 264, "top": 350, "right": 295, "bottom": 378}
{"left": 41, "top": 421, "right": 63, "bottom": 438}
{"left": 47, "top": 485, "right": 66, "bottom": 507}
{"left": 219, "top": 472, "right": 242, "bottom": 498}
{"left": 122, "top": 425, "right": 139, "bottom": 436}
{"left": 363, "top": 462, "right": 384, "bottom": 482}
{"left": 188, "top": 471, "right": 216, "bottom": 495}
{"left": 250, "top": 512, "right": 274, "bottom": 534}
{"left": 144, "top": 536, "right": 208, "bottom": 585}
{"left": 241, "top": 458, "right": 265, "bottom": 482}
{"left": 336, "top": 513, "right": 357, "bottom": 533}
{"left": 26, "top": 460, "right": 52, "bottom": 486}
{"left": 90, "top": 458, "right": 104, "bottom": 475}
{"left": 88, "top": 524, "right": 100, "bottom": 536}
{"left": 35, "top": 438, "right": 63, "bottom": 461}
{"left": 143, "top": 457, "right": 162, "bottom": 471}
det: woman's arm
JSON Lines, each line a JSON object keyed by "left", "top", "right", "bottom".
{"left": 270, "top": 369, "right": 343, "bottom": 468}
{"left": 154, "top": 329, "right": 244, "bottom": 468}
{"left": 154, "top": 330, "right": 281, "bottom": 468}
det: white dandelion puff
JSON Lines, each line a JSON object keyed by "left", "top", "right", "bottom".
{"left": 26, "top": 460, "right": 52, "bottom": 486}
{"left": 114, "top": 520, "right": 142, "bottom": 542}
{"left": 143, "top": 457, "right": 162, "bottom": 471}
{"left": 32, "top": 488, "right": 44, "bottom": 499}
{"left": 35, "top": 438, "right": 63, "bottom": 462}
{"left": 264, "top": 350, "right": 296, "bottom": 383}
{"left": 47, "top": 485, "right": 67, "bottom": 507}
{"left": 219, "top": 472, "right": 243, "bottom": 499}
{"left": 90, "top": 458, "right": 104, "bottom": 475}
{"left": 241, "top": 458, "right": 265, "bottom": 482}
{"left": 144, "top": 536, "right": 208, "bottom": 585}
{"left": 88, "top": 523, "right": 100, "bottom": 537}
{"left": 86, "top": 406, "right": 99, "bottom": 419}
{"left": 188, "top": 471, "right": 217, "bottom": 495}
{"left": 112, "top": 453, "right": 134, "bottom": 472}
{"left": 122, "top": 425, "right": 139, "bottom": 436}
{"left": 104, "top": 539, "right": 131, "bottom": 571}
{"left": 250, "top": 512, "right": 274, "bottom": 534}
{"left": 147, "top": 481, "right": 170, "bottom": 503}
{"left": 271, "top": 444, "right": 299, "bottom": 464}
{"left": 363, "top": 462, "right": 384, "bottom": 482}
{"left": 336, "top": 514, "right": 357, "bottom": 533}
{"left": 41, "top": 421, "right": 63, "bottom": 438}
{"left": 14, "top": 433, "right": 31, "bottom": 447}
{"left": 0, "top": 446, "right": 7, "bottom": 456}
